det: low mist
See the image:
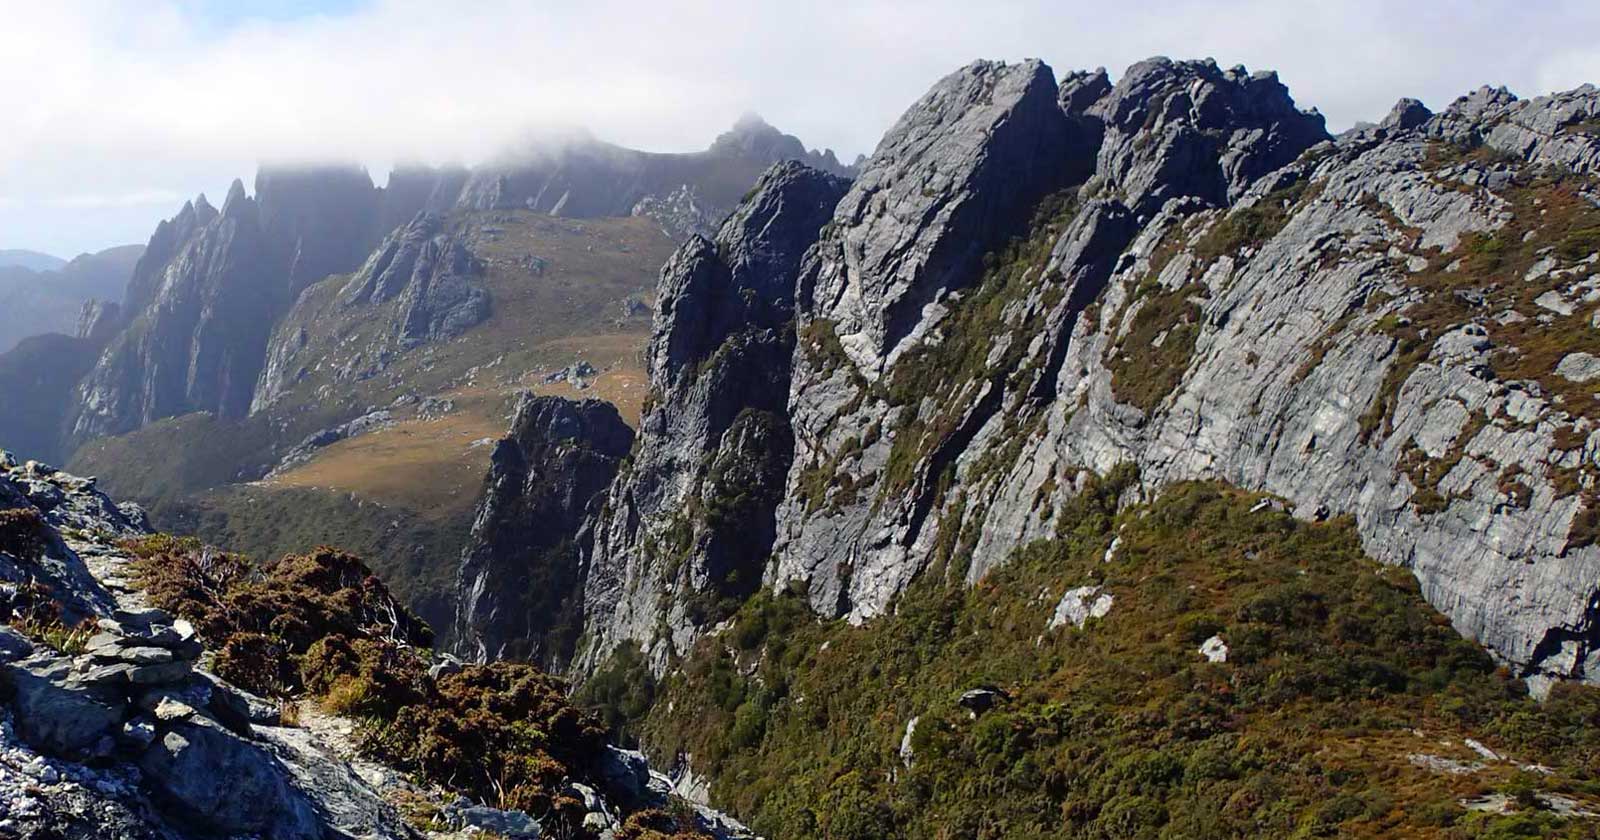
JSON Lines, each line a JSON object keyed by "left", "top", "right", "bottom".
{"left": 3, "top": 0, "right": 1599, "bottom": 256}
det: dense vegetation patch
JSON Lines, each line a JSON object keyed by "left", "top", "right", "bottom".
{"left": 877, "top": 189, "right": 1079, "bottom": 496}
{"left": 1192, "top": 179, "right": 1313, "bottom": 265}
{"left": 125, "top": 534, "right": 709, "bottom": 836}
{"left": 0, "top": 506, "right": 45, "bottom": 559}
{"left": 1106, "top": 281, "right": 1205, "bottom": 412}
{"left": 125, "top": 537, "right": 432, "bottom": 695}
{"left": 160, "top": 484, "right": 471, "bottom": 635}
{"left": 640, "top": 474, "right": 1600, "bottom": 839}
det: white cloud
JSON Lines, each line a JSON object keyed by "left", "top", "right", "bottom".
{"left": 1, "top": 0, "right": 1596, "bottom": 256}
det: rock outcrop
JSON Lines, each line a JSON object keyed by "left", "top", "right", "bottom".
{"left": 0, "top": 453, "right": 405, "bottom": 839}
{"left": 68, "top": 169, "right": 393, "bottom": 447}
{"left": 454, "top": 396, "right": 634, "bottom": 665}
{"left": 2, "top": 451, "right": 757, "bottom": 839}
{"left": 453, "top": 160, "right": 852, "bottom": 672}
{"left": 252, "top": 213, "right": 492, "bottom": 411}
{"left": 455, "top": 57, "right": 1600, "bottom": 707}
{"left": 572, "top": 162, "right": 851, "bottom": 671}
{"left": 775, "top": 56, "right": 1332, "bottom": 623}
{"left": 73, "top": 300, "right": 122, "bottom": 345}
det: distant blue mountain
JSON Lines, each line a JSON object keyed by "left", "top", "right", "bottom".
{"left": 0, "top": 245, "right": 142, "bottom": 352}
{"left": 0, "top": 249, "right": 68, "bottom": 271}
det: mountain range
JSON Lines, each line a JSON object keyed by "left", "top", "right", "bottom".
{"left": 0, "top": 249, "right": 67, "bottom": 272}
{"left": 3, "top": 52, "right": 1600, "bottom": 839}
{"left": 0, "top": 246, "right": 142, "bottom": 353}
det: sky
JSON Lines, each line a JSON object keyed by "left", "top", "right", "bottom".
{"left": 2, "top": 0, "right": 1598, "bottom": 258}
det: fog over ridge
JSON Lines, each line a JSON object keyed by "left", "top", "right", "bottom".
{"left": 3, "top": 0, "right": 1599, "bottom": 255}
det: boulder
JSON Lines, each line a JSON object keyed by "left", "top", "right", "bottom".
{"left": 138, "top": 718, "right": 322, "bottom": 840}
{"left": 1050, "top": 586, "right": 1115, "bottom": 630}
{"left": 4, "top": 658, "right": 124, "bottom": 757}
{"left": 599, "top": 746, "right": 653, "bottom": 807}
{"left": 0, "top": 626, "right": 32, "bottom": 663}
{"left": 441, "top": 797, "right": 542, "bottom": 839}
{"left": 1557, "top": 352, "right": 1600, "bottom": 383}
{"left": 957, "top": 687, "right": 1009, "bottom": 717}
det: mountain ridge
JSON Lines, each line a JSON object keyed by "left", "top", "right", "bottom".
{"left": 449, "top": 55, "right": 1600, "bottom": 699}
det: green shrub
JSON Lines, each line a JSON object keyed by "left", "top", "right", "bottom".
{"left": 213, "top": 632, "right": 293, "bottom": 697}
{"left": 640, "top": 479, "right": 1600, "bottom": 839}
{"left": 361, "top": 662, "right": 605, "bottom": 813}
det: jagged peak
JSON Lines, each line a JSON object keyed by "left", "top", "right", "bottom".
{"left": 1381, "top": 97, "right": 1433, "bottom": 132}
{"left": 193, "top": 194, "right": 219, "bottom": 226}
{"left": 1059, "top": 66, "right": 1112, "bottom": 114}
{"left": 1445, "top": 83, "right": 1520, "bottom": 119}
{"left": 812, "top": 56, "right": 1075, "bottom": 371}
{"left": 1091, "top": 56, "right": 1325, "bottom": 134}
{"left": 731, "top": 111, "right": 773, "bottom": 132}
{"left": 709, "top": 112, "right": 806, "bottom": 158}
{"left": 220, "top": 178, "right": 251, "bottom": 217}
{"left": 869, "top": 57, "right": 1059, "bottom": 162}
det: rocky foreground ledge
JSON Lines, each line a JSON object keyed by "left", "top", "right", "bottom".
{"left": 0, "top": 451, "right": 754, "bottom": 840}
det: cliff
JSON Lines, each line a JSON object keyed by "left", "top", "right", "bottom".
{"left": 456, "top": 57, "right": 1600, "bottom": 700}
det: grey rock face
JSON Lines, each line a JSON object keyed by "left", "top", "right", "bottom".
{"left": 70, "top": 169, "right": 390, "bottom": 447}
{"left": 73, "top": 300, "right": 123, "bottom": 345}
{"left": 252, "top": 212, "right": 490, "bottom": 411}
{"left": 450, "top": 161, "right": 849, "bottom": 674}
{"left": 5, "top": 658, "right": 124, "bottom": 757}
{"left": 572, "top": 163, "right": 849, "bottom": 672}
{"left": 0, "top": 626, "right": 31, "bottom": 662}
{"left": 807, "top": 59, "right": 1080, "bottom": 376}
{"left": 453, "top": 395, "right": 634, "bottom": 665}
{"left": 1382, "top": 97, "right": 1434, "bottom": 132}
{"left": 139, "top": 718, "right": 322, "bottom": 840}
{"left": 506, "top": 56, "right": 1600, "bottom": 703}
{"left": 1, "top": 456, "right": 136, "bottom": 622}
{"left": 1082, "top": 57, "right": 1329, "bottom": 213}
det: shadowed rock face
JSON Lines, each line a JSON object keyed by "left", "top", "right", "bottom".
{"left": 450, "top": 162, "right": 849, "bottom": 672}
{"left": 69, "top": 169, "right": 391, "bottom": 447}
{"left": 29, "top": 116, "right": 845, "bottom": 464}
{"left": 453, "top": 56, "right": 1600, "bottom": 699}
{"left": 454, "top": 396, "right": 634, "bottom": 666}
{"left": 806, "top": 59, "right": 1084, "bottom": 376}
{"left": 574, "top": 162, "right": 851, "bottom": 672}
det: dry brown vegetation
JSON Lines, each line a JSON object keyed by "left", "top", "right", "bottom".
{"left": 121, "top": 534, "right": 673, "bottom": 830}
{"left": 0, "top": 506, "right": 45, "bottom": 558}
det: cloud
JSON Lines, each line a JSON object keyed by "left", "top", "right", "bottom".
{"left": 1, "top": 0, "right": 1597, "bottom": 256}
